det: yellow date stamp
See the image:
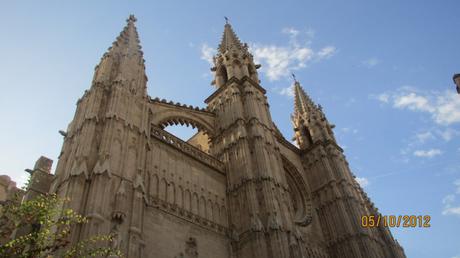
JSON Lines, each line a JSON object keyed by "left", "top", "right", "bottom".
{"left": 361, "top": 215, "right": 431, "bottom": 228}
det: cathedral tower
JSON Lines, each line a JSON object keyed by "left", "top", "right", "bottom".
{"left": 206, "top": 22, "right": 303, "bottom": 258}
{"left": 52, "top": 15, "right": 149, "bottom": 256}
{"left": 291, "top": 79, "right": 405, "bottom": 258}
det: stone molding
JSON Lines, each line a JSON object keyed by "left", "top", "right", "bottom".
{"left": 147, "top": 196, "right": 227, "bottom": 235}
{"left": 150, "top": 125, "right": 225, "bottom": 173}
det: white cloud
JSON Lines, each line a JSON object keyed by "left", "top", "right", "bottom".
{"left": 413, "top": 149, "right": 442, "bottom": 158}
{"left": 443, "top": 194, "right": 460, "bottom": 216}
{"left": 443, "top": 205, "right": 460, "bottom": 216}
{"left": 376, "top": 93, "right": 390, "bottom": 103}
{"left": 434, "top": 93, "right": 460, "bottom": 125}
{"left": 200, "top": 27, "right": 336, "bottom": 82}
{"left": 317, "top": 46, "right": 336, "bottom": 60}
{"left": 355, "top": 177, "right": 369, "bottom": 187}
{"left": 278, "top": 86, "right": 295, "bottom": 97}
{"left": 393, "top": 92, "right": 435, "bottom": 112}
{"left": 375, "top": 88, "right": 460, "bottom": 126}
{"left": 200, "top": 43, "right": 216, "bottom": 65}
{"left": 251, "top": 28, "right": 336, "bottom": 81}
{"left": 443, "top": 194, "right": 455, "bottom": 205}
{"left": 437, "top": 128, "right": 460, "bottom": 142}
{"left": 282, "top": 27, "right": 300, "bottom": 38}
{"left": 362, "top": 58, "right": 380, "bottom": 68}
{"left": 341, "top": 127, "right": 358, "bottom": 134}
{"left": 443, "top": 181, "right": 460, "bottom": 217}
{"left": 252, "top": 44, "right": 315, "bottom": 81}
{"left": 455, "top": 179, "right": 460, "bottom": 194}
{"left": 415, "top": 131, "right": 435, "bottom": 143}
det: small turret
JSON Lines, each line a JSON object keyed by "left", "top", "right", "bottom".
{"left": 291, "top": 75, "right": 335, "bottom": 149}
{"left": 211, "top": 19, "right": 261, "bottom": 87}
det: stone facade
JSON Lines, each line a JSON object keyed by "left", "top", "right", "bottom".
{"left": 30, "top": 15, "right": 405, "bottom": 257}
{"left": 0, "top": 175, "right": 18, "bottom": 204}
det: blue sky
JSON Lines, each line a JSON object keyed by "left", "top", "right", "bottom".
{"left": 1, "top": 1, "right": 459, "bottom": 257}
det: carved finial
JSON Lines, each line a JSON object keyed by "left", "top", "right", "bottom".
{"left": 127, "top": 14, "right": 137, "bottom": 23}
{"left": 224, "top": 16, "right": 229, "bottom": 24}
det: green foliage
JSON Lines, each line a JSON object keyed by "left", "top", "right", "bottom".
{"left": 0, "top": 193, "right": 122, "bottom": 258}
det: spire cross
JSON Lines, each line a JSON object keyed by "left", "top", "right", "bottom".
{"left": 224, "top": 16, "right": 229, "bottom": 24}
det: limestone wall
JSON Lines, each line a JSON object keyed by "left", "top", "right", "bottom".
{"left": 0, "top": 175, "right": 17, "bottom": 202}
{"left": 142, "top": 135, "right": 229, "bottom": 257}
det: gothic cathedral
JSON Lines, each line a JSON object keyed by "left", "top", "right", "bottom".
{"left": 48, "top": 15, "right": 406, "bottom": 258}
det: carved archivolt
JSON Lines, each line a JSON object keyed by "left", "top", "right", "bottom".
{"left": 282, "top": 156, "right": 313, "bottom": 227}
{"left": 149, "top": 100, "right": 216, "bottom": 137}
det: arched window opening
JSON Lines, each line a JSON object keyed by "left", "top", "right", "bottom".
{"left": 163, "top": 125, "right": 210, "bottom": 153}
{"left": 302, "top": 126, "right": 313, "bottom": 145}
{"left": 219, "top": 66, "right": 228, "bottom": 84}
{"left": 164, "top": 125, "right": 198, "bottom": 142}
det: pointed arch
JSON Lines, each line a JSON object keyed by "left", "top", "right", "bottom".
{"left": 220, "top": 205, "right": 227, "bottom": 226}
{"left": 218, "top": 65, "right": 228, "bottom": 84}
{"left": 177, "top": 185, "right": 184, "bottom": 208}
{"left": 207, "top": 199, "right": 213, "bottom": 221}
{"left": 192, "top": 192, "right": 199, "bottom": 215}
{"left": 199, "top": 196, "right": 206, "bottom": 218}
{"left": 159, "top": 178, "right": 167, "bottom": 201}
{"left": 149, "top": 173, "right": 159, "bottom": 198}
{"left": 213, "top": 202, "right": 220, "bottom": 224}
{"left": 184, "top": 189, "right": 192, "bottom": 212}
{"left": 167, "top": 181, "right": 175, "bottom": 204}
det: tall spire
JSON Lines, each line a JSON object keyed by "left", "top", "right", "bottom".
{"left": 93, "top": 15, "right": 147, "bottom": 97}
{"left": 210, "top": 20, "right": 261, "bottom": 87}
{"left": 292, "top": 74, "right": 317, "bottom": 116}
{"left": 218, "top": 19, "right": 244, "bottom": 53}
{"left": 108, "top": 14, "right": 143, "bottom": 58}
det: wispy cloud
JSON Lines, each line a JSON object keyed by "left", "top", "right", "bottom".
{"left": 442, "top": 180, "right": 460, "bottom": 217}
{"left": 282, "top": 27, "right": 300, "bottom": 38}
{"left": 200, "top": 43, "right": 216, "bottom": 65}
{"left": 374, "top": 87, "right": 460, "bottom": 126}
{"left": 442, "top": 194, "right": 460, "bottom": 216}
{"left": 251, "top": 27, "right": 336, "bottom": 81}
{"left": 415, "top": 131, "right": 435, "bottom": 143}
{"left": 376, "top": 93, "right": 390, "bottom": 103}
{"left": 279, "top": 86, "right": 295, "bottom": 97}
{"left": 362, "top": 58, "right": 380, "bottom": 68}
{"left": 413, "top": 148, "right": 442, "bottom": 158}
{"left": 341, "top": 127, "right": 359, "bottom": 134}
{"left": 345, "top": 97, "right": 356, "bottom": 107}
{"left": 455, "top": 179, "right": 460, "bottom": 194}
{"left": 252, "top": 45, "right": 314, "bottom": 80}
{"left": 437, "top": 128, "right": 460, "bottom": 142}
{"left": 355, "top": 177, "right": 369, "bottom": 187}
{"left": 317, "top": 46, "right": 336, "bottom": 60}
